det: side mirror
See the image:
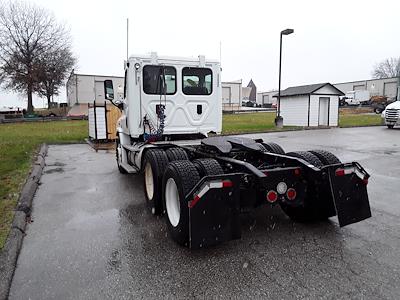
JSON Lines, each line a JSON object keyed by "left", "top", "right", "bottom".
{"left": 104, "top": 80, "right": 114, "bottom": 100}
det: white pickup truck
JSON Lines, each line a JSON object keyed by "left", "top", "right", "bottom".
{"left": 382, "top": 100, "right": 400, "bottom": 129}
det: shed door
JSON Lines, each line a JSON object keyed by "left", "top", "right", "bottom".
{"left": 319, "top": 97, "right": 330, "bottom": 126}
{"left": 384, "top": 82, "right": 397, "bottom": 98}
{"left": 95, "top": 81, "right": 105, "bottom": 101}
{"left": 222, "top": 87, "right": 231, "bottom": 104}
{"left": 262, "top": 95, "right": 269, "bottom": 105}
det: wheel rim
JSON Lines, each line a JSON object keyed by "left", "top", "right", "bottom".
{"left": 165, "top": 178, "right": 180, "bottom": 227}
{"left": 144, "top": 162, "right": 154, "bottom": 200}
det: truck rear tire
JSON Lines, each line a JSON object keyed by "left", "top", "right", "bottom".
{"left": 262, "top": 142, "right": 285, "bottom": 155}
{"left": 162, "top": 161, "right": 200, "bottom": 246}
{"left": 285, "top": 151, "right": 323, "bottom": 168}
{"left": 192, "top": 159, "right": 223, "bottom": 177}
{"left": 143, "top": 149, "right": 169, "bottom": 215}
{"left": 165, "top": 147, "right": 189, "bottom": 161}
{"left": 308, "top": 150, "right": 341, "bottom": 165}
{"left": 280, "top": 151, "right": 327, "bottom": 222}
{"left": 387, "top": 125, "right": 394, "bottom": 129}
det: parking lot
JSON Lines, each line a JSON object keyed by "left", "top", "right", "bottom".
{"left": 9, "top": 126, "right": 400, "bottom": 299}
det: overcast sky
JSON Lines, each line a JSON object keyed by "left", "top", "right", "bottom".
{"left": 1, "top": 0, "right": 399, "bottom": 108}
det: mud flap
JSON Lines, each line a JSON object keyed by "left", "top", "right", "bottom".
{"left": 186, "top": 174, "right": 241, "bottom": 249}
{"left": 327, "top": 163, "right": 371, "bottom": 227}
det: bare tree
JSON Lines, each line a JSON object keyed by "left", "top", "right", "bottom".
{"left": 372, "top": 57, "right": 400, "bottom": 79}
{"left": 0, "top": 0, "right": 73, "bottom": 113}
{"left": 35, "top": 48, "right": 75, "bottom": 108}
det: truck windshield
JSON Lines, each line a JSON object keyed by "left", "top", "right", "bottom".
{"left": 143, "top": 65, "right": 176, "bottom": 95}
{"left": 182, "top": 67, "right": 212, "bottom": 95}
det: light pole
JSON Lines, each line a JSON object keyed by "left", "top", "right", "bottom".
{"left": 275, "top": 28, "right": 294, "bottom": 128}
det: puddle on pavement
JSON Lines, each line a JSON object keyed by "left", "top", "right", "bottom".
{"left": 44, "top": 167, "right": 64, "bottom": 174}
{"left": 46, "top": 161, "right": 66, "bottom": 167}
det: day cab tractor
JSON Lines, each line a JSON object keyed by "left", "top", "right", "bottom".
{"left": 104, "top": 53, "right": 371, "bottom": 249}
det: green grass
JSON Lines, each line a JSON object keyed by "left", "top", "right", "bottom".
{"left": 222, "top": 112, "right": 297, "bottom": 134}
{"left": 0, "top": 120, "right": 88, "bottom": 249}
{"left": 222, "top": 111, "right": 383, "bottom": 133}
{"left": 339, "top": 113, "right": 383, "bottom": 127}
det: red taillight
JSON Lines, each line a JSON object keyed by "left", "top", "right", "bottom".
{"left": 294, "top": 168, "right": 301, "bottom": 176}
{"left": 286, "top": 188, "right": 297, "bottom": 200}
{"left": 266, "top": 191, "right": 278, "bottom": 203}
{"left": 222, "top": 180, "right": 233, "bottom": 188}
{"left": 362, "top": 178, "right": 368, "bottom": 185}
{"left": 335, "top": 168, "right": 345, "bottom": 176}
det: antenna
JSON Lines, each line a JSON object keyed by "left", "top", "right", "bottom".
{"left": 219, "top": 40, "right": 222, "bottom": 66}
{"left": 126, "top": 18, "right": 129, "bottom": 60}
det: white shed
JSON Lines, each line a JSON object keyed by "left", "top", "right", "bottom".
{"left": 274, "top": 83, "right": 344, "bottom": 127}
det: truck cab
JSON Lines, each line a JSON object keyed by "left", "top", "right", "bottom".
{"left": 107, "top": 53, "right": 222, "bottom": 141}
{"left": 382, "top": 100, "right": 400, "bottom": 128}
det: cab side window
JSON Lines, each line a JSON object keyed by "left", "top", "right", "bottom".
{"left": 182, "top": 67, "right": 212, "bottom": 95}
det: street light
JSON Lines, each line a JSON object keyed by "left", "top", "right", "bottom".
{"left": 275, "top": 28, "right": 294, "bottom": 128}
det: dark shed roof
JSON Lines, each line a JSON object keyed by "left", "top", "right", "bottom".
{"left": 273, "top": 83, "right": 344, "bottom": 97}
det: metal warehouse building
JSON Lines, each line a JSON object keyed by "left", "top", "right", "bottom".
{"left": 275, "top": 83, "right": 344, "bottom": 127}
{"left": 333, "top": 77, "right": 399, "bottom": 99}
{"left": 66, "top": 71, "right": 124, "bottom": 115}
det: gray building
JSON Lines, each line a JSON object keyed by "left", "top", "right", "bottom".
{"left": 333, "top": 77, "right": 398, "bottom": 100}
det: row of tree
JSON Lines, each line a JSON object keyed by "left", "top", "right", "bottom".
{"left": 0, "top": 0, "right": 75, "bottom": 113}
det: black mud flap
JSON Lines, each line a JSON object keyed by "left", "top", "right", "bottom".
{"left": 327, "top": 163, "right": 371, "bottom": 227}
{"left": 186, "top": 174, "right": 242, "bottom": 249}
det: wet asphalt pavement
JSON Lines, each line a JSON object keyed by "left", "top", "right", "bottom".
{"left": 9, "top": 126, "right": 400, "bottom": 299}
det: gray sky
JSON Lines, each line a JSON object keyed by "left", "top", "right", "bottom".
{"left": 1, "top": 0, "right": 399, "bottom": 108}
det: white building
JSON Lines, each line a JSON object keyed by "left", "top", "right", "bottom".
{"left": 334, "top": 77, "right": 398, "bottom": 100}
{"left": 256, "top": 90, "right": 278, "bottom": 107}
{"left": 66, "top": 71, "right": 124, "bottom": 106}
{"left": 275, "top": 83, "right": 344, "bottom": 127}
{"left": 222, "top": 80, "right": 243, "bottom": 109}
{"left": 66, "top": 71, "right": 124, "bottom": 116}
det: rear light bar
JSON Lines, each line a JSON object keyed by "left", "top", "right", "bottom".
{"left": 335, "top": 167, "right": 369, "bottom": 185}
{"left": 335, "top": 167, "right": 355, "bottom": 176}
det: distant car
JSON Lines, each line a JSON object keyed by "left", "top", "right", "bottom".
{"left": 245, "top": 101, "right": 256, "bottom": 107}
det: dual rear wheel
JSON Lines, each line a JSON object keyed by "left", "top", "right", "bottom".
{"left": 280, "top": 150, "right": 341, "bottom": 222}
{"left": 143, "top": 147, "right": 223, "bottom": 245}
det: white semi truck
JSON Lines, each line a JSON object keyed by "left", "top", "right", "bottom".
{"left": 382, "top": 100, "right": 400, "bottom": 129}
{"left": 104, "top": 53, "right": 371, "bottom": 248}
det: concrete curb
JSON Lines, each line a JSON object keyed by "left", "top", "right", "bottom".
{"left": 0, "top": 144, "right": 48, "bottom": 300}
